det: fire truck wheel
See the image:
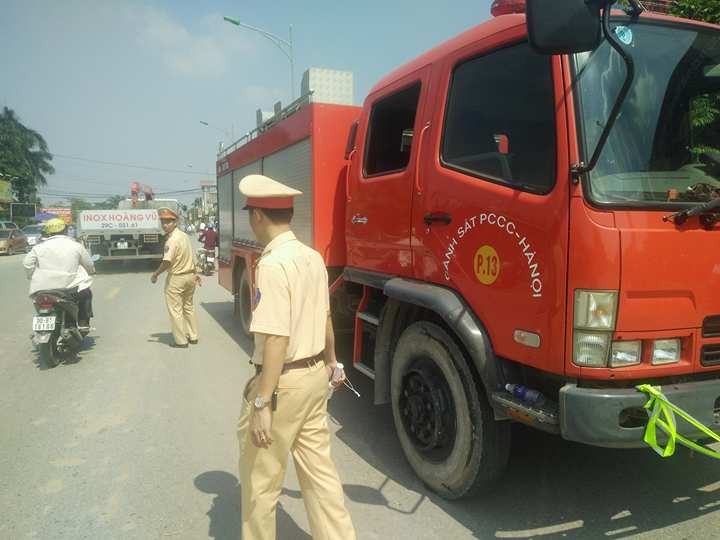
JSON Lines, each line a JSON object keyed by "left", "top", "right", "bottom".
{"left": 391, "top": 321, "right": 511, "bottom": 499}
{"left": 236, "top": 269, "right": 252, "bottom": 337}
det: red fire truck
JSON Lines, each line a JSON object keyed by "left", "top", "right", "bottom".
{"left": 217, "top": 0, "right": 720, "bottom": 498}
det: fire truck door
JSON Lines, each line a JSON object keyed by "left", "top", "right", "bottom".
{"left": 346, "top": 66, "right": 432, "bottom": 277}
{"left": 412, "top": 42, "right": 571, "bottom": 372}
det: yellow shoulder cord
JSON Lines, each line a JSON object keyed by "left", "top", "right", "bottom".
{"left": 636, "top": 384, "right": 720, "bottom": 460}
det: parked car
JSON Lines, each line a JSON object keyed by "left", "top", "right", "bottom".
{"left": 0, "top": 221, "right": 18, "bottom": 229}
{"left": 0, "top": 228, "right": 29, "bottom": 255}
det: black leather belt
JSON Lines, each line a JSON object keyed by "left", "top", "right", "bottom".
{"left": 253, "top": 352, "right": 324, "bottom": 376}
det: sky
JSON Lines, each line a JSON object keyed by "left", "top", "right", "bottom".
{"left": 1, "top": 0, "right": 493, "bottom": 206}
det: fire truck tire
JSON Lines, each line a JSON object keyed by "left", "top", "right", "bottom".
{"left": 391, "top": 321, "right": 511, "bottom": 499}
{"left": 236, "top": 268, "right": 252, "bottom": 337}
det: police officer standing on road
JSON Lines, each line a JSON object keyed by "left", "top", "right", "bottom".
{"left": 150, "top": 207, "right": 200, "bottom": 348}
{"left": 237, "top": 174, "right": 356, "bottom": 540}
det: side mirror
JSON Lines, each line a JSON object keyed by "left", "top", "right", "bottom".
{"left": 526, "top": 0, "right": 603, "bottom": 55}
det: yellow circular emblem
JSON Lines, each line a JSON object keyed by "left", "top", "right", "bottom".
{"left": 473, "top": 245, "right": 500, "bottom": 285}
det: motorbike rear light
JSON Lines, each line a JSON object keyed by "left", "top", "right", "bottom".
{"left": 491, "top": 0, "right": 526, "bottom": 16}
{"left": 35, "top": 294, "right": 57, "bottom": 309}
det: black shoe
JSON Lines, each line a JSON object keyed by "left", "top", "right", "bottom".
{"left": 188, "top": 339, "right": 198, "bottom": 345}
{"left": 170, "top": 343, "right": 189, "bottom": 349}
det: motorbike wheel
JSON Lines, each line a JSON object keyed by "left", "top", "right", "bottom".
{"left": 39, "top": 334, "right": 60, "bottom": 368}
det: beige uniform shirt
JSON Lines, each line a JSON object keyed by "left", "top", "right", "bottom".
{"left": 163, "top": 228, "right": 195, "bottom": 274}
{"left": 250, "top": 231, "right": 329, "bottom": 365}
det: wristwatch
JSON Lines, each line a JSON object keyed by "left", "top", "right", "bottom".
{"left": 254, "top": 395, "right": 270, "bottom": 409}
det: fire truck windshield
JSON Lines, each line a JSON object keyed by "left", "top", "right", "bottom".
{"left": 573, "top": 22, "right": 720, "bottom": 207}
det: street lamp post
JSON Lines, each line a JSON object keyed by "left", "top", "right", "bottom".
{"left": 223, "top": 16, "right": 295, "bottom": 100}
{"left": 199, "top": 120, "right": 234, "bottom": 140}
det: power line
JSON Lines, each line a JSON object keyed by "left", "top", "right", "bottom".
{"left": 51, "top": 153, "right": 214, "bottom": 176}
{"left": 40, "top": 193, "right": 115, "bottom": 200}
{"left": 155, "top": 188, "right": 204, "bottom": 195}
{"left": 39, "top": 188, "right": 203, "bottom": 200}
{"left": 39, "top": 188, "right": 119, "bottom": 198}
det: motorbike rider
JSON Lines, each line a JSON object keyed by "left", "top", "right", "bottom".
{"left": 23, "top": 218, "right": 96, "bottom": 325}
{"left": 198, "top": 224, "right": 218, "bottom": 253}
{"left": 197, "top": 224, "right": 218, "bottom": 272}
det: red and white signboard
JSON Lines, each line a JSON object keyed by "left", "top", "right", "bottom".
{"left": 79, "top": 209, "right": 160, "bottom": 231}
{"left": 41, "top": 207, "right": 73, "bottom": 224}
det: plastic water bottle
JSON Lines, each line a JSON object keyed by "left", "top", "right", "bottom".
{"left": 327, "top": 363, "right": 344, "bottom": 399}
{"left": 505, "top": 383, "right": 545, "bottom": 407}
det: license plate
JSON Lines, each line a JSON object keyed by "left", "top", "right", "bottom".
{"left": 33, "top": 316, "right": 56, "bottom": 331}
{"left": 206, "top": 257, "right": 215, "bottom": 262}
{"left": 117, "top": 242, "right": 128, "bottom": 249}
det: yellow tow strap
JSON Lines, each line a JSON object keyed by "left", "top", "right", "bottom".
{"left": 636, "top": 384, "right": 720, "bottom": 460}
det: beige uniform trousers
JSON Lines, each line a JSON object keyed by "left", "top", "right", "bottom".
{"left": 164, "top": 273, "right": 198, "bottom": 345}
{"left": 238, "top": 361, "right": 356, "bottom": 540}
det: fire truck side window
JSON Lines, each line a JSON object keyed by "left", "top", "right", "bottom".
{"left": 441, "top": 42, "right": 556, "bottom": 194}
{"left": 364, "top": 83, "right": 421, "bottom": 177}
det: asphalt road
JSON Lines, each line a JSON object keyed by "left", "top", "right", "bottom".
{"left": 2, "top": 248, "right": 720, "bottom": 539}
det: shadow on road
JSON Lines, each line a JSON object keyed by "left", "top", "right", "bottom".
{"left": 96, "top": 259, "right": 158, "bottom": 275}
{"left": 32, "top": 334, "right": 99, "bottom": 371}
{"left": 194, "top": 470, "right": 310, "bottom": 540}
{"left": 148, "top": 332, "right": 175, "bottom": 346}
{"left": 201, "top": 301, "right": 253, "bottom": 357}
{"left": 327, "top": 374, "right": 720, "bottom": 539}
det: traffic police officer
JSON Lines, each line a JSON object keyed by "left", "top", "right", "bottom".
{"left": 237, "top": 174, "right": 356, "bottom": 540}
{"left": 151, "top": 207, "right": 200, "bottom": 348}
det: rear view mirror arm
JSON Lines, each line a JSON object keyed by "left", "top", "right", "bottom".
{"left": 572, "top": 2, "right": 638, "bottom": 178}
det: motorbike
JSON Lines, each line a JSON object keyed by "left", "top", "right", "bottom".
{"left": 198, "top": 248, "right": 215, "bottom": 276}
{"left": 30, "top": 254, "right": 100, "bottom": 368}
{"left": 31, "top": 289, "right": 90, "bottom": 368}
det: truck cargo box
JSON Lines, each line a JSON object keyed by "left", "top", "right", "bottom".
{"left": 217, "top": 101, "right": 361, "bottom": 269}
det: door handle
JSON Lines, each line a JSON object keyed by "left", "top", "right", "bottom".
{"left": 352, "top": 215, "right": 368, "bottom": 225}
{"left": 423, "top": 212, "right": 452, "bottom": 227}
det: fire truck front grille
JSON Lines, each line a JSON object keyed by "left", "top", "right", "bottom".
{"left": 703, "top": 316, "right": 720, "bottom": 338}
{"left": 701, "top": 345, "right": 720, "bottom": 367}
{"left": 142, "top": 234, "right": 160, "bottom": 244}
{"left": 86, "top": 235, "right": 102, "bottom": 245}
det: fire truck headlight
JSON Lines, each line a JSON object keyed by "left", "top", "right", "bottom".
{"left": 610, "top": 340, "right": 642, "bottom": 367}
{"left": 574, "top": 290, "right": 618, "bottom": 331}
{"left": 573, "top": 331, "right": 611, "bottom": 367}
{"left": 652, "top": 339, "right": 681, "bottom": 365}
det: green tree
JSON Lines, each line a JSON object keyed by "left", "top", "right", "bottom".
{"left": 94, "top": 194, "right": 126, "bottom": 210}
{"left": 69, "top": 197, "right": 93, "bottom": 223}
{"left": 0, "top": 107, "right": 55, "bottom": 203}
{"left": 671, "top": 0, "right": 720, "bottom": 157}
{"left": 671, "top": 0, "right": 720, "bottom": 25}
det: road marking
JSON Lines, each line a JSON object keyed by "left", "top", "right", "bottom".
{"left": 106, "top": 287, "right": 121, "bottom": 301}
